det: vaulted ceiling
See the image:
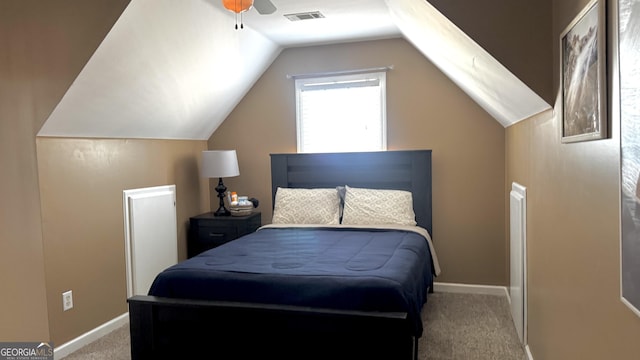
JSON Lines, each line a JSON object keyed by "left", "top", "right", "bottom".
{"left": 38, "top": 0, "right": 552, "bottom": 140}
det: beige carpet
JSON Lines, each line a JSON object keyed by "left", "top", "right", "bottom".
{"left": 61, "top": 292, "right": 526, "bottom": 360}
{"left": 419, "top": 292, "right": 526, "bottom": 360}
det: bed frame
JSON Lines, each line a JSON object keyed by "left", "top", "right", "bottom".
{"left": 127, "top": 150, "right": 432, "bottom": 360}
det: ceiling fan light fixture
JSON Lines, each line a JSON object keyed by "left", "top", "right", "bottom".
{"left": 222, "top": 0, "right": 254, "bottom": 29}
{"left": 222, "top": 0, "right": 254, "bottom": 14}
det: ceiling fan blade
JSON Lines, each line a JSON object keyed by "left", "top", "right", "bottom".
{"left": 253, "top": 0, "right": 276, "bottom": 15}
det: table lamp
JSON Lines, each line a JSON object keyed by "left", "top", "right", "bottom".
{"left": 201, "top": 150, "right": 240, "bottom": 216}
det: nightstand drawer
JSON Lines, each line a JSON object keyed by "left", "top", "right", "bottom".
{"left": 188, "top": 211, "right": 261, "bottom": 258}
{"left": 197, "top": 226, "right": 236, "bottom": 244}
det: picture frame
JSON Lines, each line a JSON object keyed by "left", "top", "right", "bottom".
{"left": 619, "top": 0, "right": 640, "bottom": 318}
{"left": 560, "top": 0, "right": 607, "bottom": 143}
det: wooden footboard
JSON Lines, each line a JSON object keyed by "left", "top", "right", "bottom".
{"left": 127, "top": 295, "right": 418, "bottom": 359}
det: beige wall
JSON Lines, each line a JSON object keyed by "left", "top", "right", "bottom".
{"left": 209, "top": 38, "right": 507, "bottom": 286}
{"left": 36, "top": 138, "right": 209, "bottom": 345}
{"left": 0, "top": 0, "right": 210, "bottom": 346}
{"left": 506, "top": 0, "right": 640, "bottom": 358}
{"left": 0, "top": 0, "right": 129, "bottom": 342}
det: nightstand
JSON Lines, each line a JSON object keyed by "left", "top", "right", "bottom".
{"left": 188, "top": 211, "right": 261, "bottom": 258}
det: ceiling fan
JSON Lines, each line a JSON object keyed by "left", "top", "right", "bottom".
{"left": 222, "top": 0, "right": 276, "bottom": 15}
{"left": 222, "top": 0, "right": 276, "bottom": 29}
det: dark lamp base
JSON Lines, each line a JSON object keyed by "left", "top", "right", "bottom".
{"left": 214, "top": 206, "right": 231, "bottom": 217}
{"left": 214, "top": 177, "right": 231, "bottom": 217}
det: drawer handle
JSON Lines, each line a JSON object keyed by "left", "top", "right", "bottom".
{"left": 208, "top": 233, "right": 225, "bottom": 238}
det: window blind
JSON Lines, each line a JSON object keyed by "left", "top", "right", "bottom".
{"left": 295, "top": 72, "right": 387, "bottom": 153}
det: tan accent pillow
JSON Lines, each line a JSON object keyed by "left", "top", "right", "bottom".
{"left": 341, "top": 186, "right": 417, "bottom": 226}
{"left": 272, "top": 188, "right": 340, "bottom": 225}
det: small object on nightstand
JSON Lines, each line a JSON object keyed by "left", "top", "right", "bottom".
{"left": 188, "top": 211, "right": 261, "bottom": 258}
{"left": 229, "top": 195, "right": 258, "bottom": 216}
{"left": 229, "top": 204, "right": 253, "bottom": 216}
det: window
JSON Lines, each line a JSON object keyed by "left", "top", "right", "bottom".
{"left": 295, "top": 71, "right": 387, "bottom": 153}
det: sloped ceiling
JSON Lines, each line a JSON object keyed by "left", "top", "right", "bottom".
{"left": 39, "top": 0, "right": 280, "bottom": 140}
{"left": 38, "top": 0, "right": 551, "bottom": 140}
{"left": 388, "top": 0, "right": 551, "bottom": 126}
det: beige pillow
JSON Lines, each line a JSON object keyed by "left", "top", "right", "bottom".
{"left": 341, "top": 186, "right": 417, "bottom": 226}
{"left": 272, "top": 188, "right": 340, "bottom": 224}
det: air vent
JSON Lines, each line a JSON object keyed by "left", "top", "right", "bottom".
{"left": 284, "top": 11, "right": 325, "bottom": 22}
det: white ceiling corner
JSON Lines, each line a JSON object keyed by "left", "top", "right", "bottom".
{"left": 242, "top": 0, "right": 401, "bottom": 46}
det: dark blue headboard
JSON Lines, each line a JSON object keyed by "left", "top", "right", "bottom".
{"left": 270, "top": 150, "right": 433, "bottom": 237}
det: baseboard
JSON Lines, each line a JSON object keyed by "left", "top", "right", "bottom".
{"left": 433, "top": 282, "right": 509, "bottom": 298}
{"left": 525, "top": 345, "right": 534, "bottom": 360}
{"left": 54, "top": 313, "right": 128, "bottom": 359}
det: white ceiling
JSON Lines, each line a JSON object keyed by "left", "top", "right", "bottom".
{"left": 241, "top": 0, "right": 401, "bottom": 46}
{"left": 38, "top": 0, "right": 551, "bottom": 140}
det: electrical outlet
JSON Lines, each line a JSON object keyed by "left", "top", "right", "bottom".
{"left": 62, "top": 290, "right": 73, "bottom": 311}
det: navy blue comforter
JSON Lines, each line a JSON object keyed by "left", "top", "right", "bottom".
{"left": 149, "top": 226, "right": 434, "bottom": 335}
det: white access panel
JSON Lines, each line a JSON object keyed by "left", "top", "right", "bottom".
{"left": 510, "top": 182, "right": 527, "bottom": 345}
{"left": 123, "top": 185, "right": 178, "bottom": 297}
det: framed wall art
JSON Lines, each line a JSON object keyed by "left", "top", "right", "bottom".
{"left": 619, "top": 0, "right": 640, "bottom": 318}
{"left": 560, "top": 0, "right": 607, "bottom": 143}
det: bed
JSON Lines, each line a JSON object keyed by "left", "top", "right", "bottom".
{"left": 127, "top": 149, "right": 438, "bottom": 359}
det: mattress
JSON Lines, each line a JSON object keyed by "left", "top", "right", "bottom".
{"left": 149, "top": 226, "right": 435, "bottom": 335}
